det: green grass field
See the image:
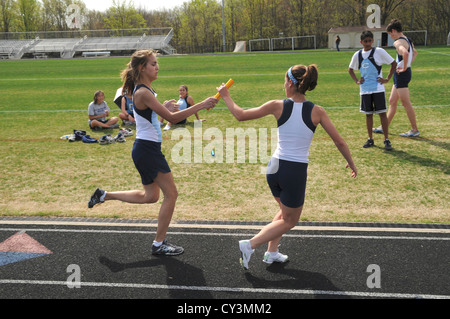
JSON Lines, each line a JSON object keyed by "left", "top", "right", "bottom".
{"left": 0, "top": 47, "right": 449, "bottom": 224}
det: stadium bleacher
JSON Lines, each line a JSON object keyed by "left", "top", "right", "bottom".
{"left": 0, "top": 39, "right": 36, "bottom": 59}
{"left": 0, "top": 28, "right": 175, "bottom": 59}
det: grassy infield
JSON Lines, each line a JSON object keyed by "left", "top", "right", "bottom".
{"left": 0, "top": 47, "right": 448, "bottom": 224}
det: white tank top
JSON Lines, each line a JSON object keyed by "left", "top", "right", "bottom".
{"left": 272, "top": 99, "right": 316, "bottom": 163}
{"left": 133, "top": 84, "right": 162, "bottom": 143}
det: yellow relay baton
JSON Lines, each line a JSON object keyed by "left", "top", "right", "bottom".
{"left": 208, "top": 78, "right": 234, "bottom": 110}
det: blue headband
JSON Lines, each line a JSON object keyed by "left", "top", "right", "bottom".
{"left": 287, "top": 67, "right": 298, "bottom": 85}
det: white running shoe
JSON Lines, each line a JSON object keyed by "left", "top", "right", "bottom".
{"left": 400, "top": 129, "right": 420, "bottom": 137}
{"left": 239, "top": 240, "right": 254, "bottom": 270}
{"left": 263, "top": 251, "right": 289, "bottom": 264}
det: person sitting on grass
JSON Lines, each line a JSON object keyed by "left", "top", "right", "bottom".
{"left": 118, "top": 73, "right": 136, "bottom": 126}
{"left": 88, "top": 90, "right": 119, "bottom": 130}
{"left": 161, "top": 85, "right": 205, "bottom": 131}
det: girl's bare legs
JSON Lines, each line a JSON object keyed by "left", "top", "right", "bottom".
{"left": 250, "top": 198, "right": 303, "bottom": 251}
{"left": 152, "top": 172, "right": 178, "bottom": 242}
{"left": 388, "top": 86, "right": 418, "bottom": 132}
{"left": 104, "top": 171, "right": 178, "bottom": 242}
{"left": 105, "top": 183, "right": 160, "bottom": 204}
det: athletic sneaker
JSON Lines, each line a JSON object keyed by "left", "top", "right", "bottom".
{"left": 373, "top": 126, "right": 383, "bottom": 134}
{"left": 119, "top": 128, "right": 133, "bottom": 137}
{"left": 239, "top": 240, "right": 254, "bottom": 270}
{"left": 263, "top": 251, "right": 289, "bottom": 264}
{"left": 400, "top": 129, "right": 420, "bottom": 137}
{"left": 163, "top": 124, "right": 171, "bottom": 131}
{"left": 152, "top": 240, "right": 184, "bottom": 256}
{"left": 99, "top": 134, "right": 116, "bottom": 145}
{"left": 114, "top": 132, "right": 126, "bottom": 143}
{"left": 384, "top": 139, "right": 393, "bottom": 151}
{"left": 88, "top": 188, "right": 106, "bottom": 208}
{"left": 363, "top": 138, "right": 374, "bottom": 148}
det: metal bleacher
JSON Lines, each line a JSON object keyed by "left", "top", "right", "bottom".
{"left": 0, "top": 39, "right": 37, "bottom": 59}
{"left": 0, "top": 28, "right": 175, "bottom": 59}
{"left": 27, "top": 38, "right": 83, "bottom": 59}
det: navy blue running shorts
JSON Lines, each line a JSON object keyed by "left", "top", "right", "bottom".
{"left": 394, "top": 68, "right": 412, "bottom": 89}
{"left": 132, "top": 139, "right": 171, "bottom": 185}
{"left": 266, "top": 158, "right": 308, "bottom": 208}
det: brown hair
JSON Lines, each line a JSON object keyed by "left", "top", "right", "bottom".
{"left": 93, "top": 90, "right": 104, "bottom": 104}
{"left": 288, "top": 64, "right": 318, "bottom": 95}
{"left": 120, "top": 50, "right": 156, "bottom": 85}
{"left": 387, "top": 19, "right": 402, "bottom": 33}
{"left": 121, "top": 71, "right": 134, "bottom": 95}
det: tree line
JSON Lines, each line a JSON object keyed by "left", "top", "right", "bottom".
{"left": 1, "top": 0, "right": 448, "bottom": 53}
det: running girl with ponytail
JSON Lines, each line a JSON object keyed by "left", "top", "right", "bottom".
{"left": 88, "top": 50, "right": 218, "bottom": 256}
{"left": 217, "top": 64, "right": 357, "bottom": 270}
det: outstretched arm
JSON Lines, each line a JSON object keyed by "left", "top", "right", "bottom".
{"left": 217, "top": 83, "right": 282, "bottom": 121}
{"left": 135, "top": 88, "right": 217, "bottom": 123}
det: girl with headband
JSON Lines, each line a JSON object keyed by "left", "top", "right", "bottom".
{"left": 218, "top": 64, "right": 357, "bottom": 269}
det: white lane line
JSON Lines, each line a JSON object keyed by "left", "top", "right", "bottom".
{"left": 1, "top": 220, "right": 450, "bottom": 234}
{"left": 0, "top": 227, "right": 449, "bottom": 240}
{"left": 0, "top": 279, "right": 448, "bottom": 299}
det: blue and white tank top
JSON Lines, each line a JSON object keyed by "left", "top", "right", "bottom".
{"left": 359, "top": 48, "right": 382, "bottom": 93}
{"left": 272, "top": 99, "right": 316, "bottom": 163}
{"left": 133, "top": 84, "right": 162, "bottom": 143}
{"left": 176, "top": 96, "right": 190, "bottom": 111}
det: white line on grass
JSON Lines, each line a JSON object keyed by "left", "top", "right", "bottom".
{"left": 0, "top": 67, "right": 448, "bottom": 82}
{"left": 1, "top": 104, "right": 449, "bottom": 113}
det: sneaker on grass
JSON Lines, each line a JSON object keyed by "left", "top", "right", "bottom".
{"left": 119, "top": 128, "right": 133, "bottom": 137}
{"left": 363, "top": 138, "right": 374, "bottom": 148}
{"left": 114, "top": 132, "right": 126, "bottom": 143}
{"left": 99, "top": 134, "right": 115, "bottom": 145}
{"left": 88, "top": 188, "right": 106, "bottom": 208}
{"left": 372, "top": 126, "right": 383, "bottom": 134}
{"left": 400, "top": 129, "right": 420, "bottom": 137}
{"left": 384, "top": 139, "right": 393, "bottom": 151}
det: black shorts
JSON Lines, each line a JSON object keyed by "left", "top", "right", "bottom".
{"left": 360, "top": 92, "right": 387, "bottom": 114}
{"left": 88, "top": 118, "right": 108, "bottom": 129}
{"left": 394, "top": 68, "right": 412, "bottom": 88}
{"left": 132, "top": 139, "right": 171, "bottom": 185}
{"left": 266, "top": 158, "right": 308, "bottom": 208}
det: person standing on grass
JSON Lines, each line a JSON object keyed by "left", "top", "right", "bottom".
{"left": 335, "top": 35, "right": 341, "bottom": 52}
{"left": 373, "top": 19, "right": 420, "bottom": 137}
{"left": 88, "top": 50, "right": 218, "bottom": 256}
{"left": 217, "top": 64, "right": 357, "bottom": 270}
{"left": 348, "top": 31, "right": 397, "bottom": 150}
